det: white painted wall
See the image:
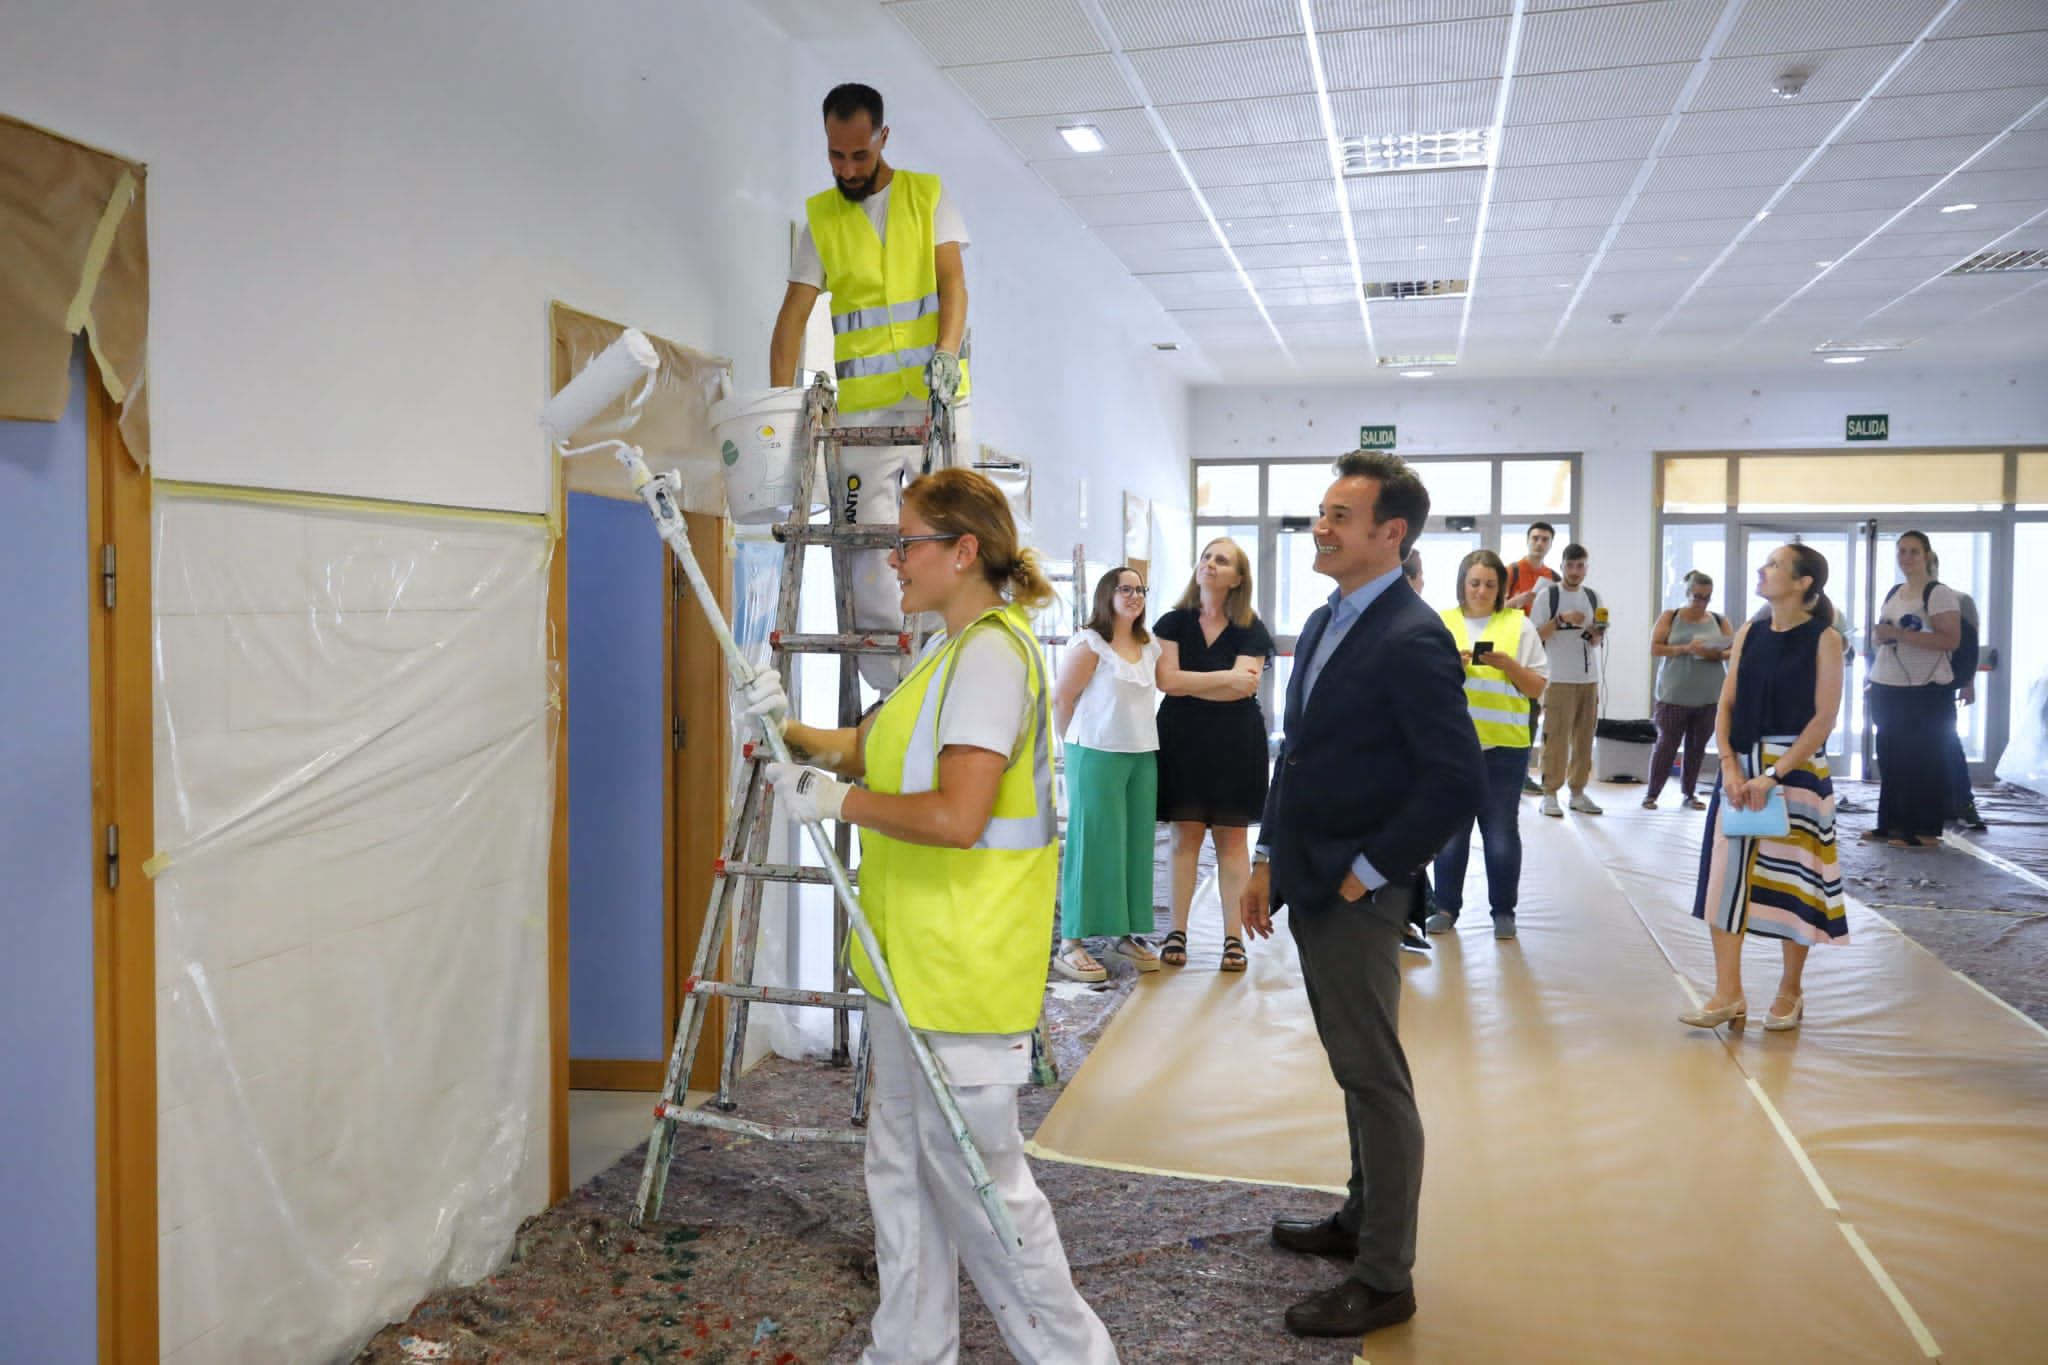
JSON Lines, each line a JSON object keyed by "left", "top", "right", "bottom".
{"left": 1192, "top": 363, "right": 2048, "bottom": 717}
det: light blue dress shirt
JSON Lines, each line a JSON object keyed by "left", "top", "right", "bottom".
{"left": 1261, "top": 565, "right": 1405, "bottom": 892}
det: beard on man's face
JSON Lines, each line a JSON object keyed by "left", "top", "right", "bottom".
{"left": 835, "top": 172, "right": 877, "bottom": 201}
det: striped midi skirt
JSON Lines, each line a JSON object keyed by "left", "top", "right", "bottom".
{"left": 1692, "top": 735, "right": 1848, "bottom": 945}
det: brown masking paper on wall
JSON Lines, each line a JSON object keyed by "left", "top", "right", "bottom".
{"left": 0, "top": 114, "right": 150, "bottom": 460}
{"left": 550, "top": 303, "right": 731, "bottom": 515}
{"left": 1030, "top": 805, "right": 2045, "bottom": 1360}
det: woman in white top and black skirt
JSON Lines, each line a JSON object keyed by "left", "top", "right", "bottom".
{"left": 1050, "top": 567, "right": 1163, "bottom": 981}
{"left": 1866, "top": 530, "right": 1963, "bottom": 848}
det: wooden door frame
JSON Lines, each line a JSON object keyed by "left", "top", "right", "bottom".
{"left": 87, "top": 365, "right": 157, "bottom": 1359}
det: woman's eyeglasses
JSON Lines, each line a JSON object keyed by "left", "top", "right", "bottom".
{"left": 892, "top": 532, "right": 961, "bottom": 556}
{"left": 1115, "top": 585, "right": 1149, "bottom": 598}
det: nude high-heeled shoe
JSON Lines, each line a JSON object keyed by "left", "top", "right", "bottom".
{"left": 1764, "top": 994, "right": 1804, "bottom": 1031}
{"left": 1678, "top": 999, "right": 1747, "bottom": 1030}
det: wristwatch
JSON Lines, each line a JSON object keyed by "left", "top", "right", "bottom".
{"left": 1761, "top": 763, "right": 1782, "bottom": 782}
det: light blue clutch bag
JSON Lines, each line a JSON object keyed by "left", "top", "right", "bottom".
{"left": 1722, "top": 785, "right": 1789, "bottom": 838}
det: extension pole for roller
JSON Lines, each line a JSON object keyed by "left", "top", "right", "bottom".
{"left": 612, "top": 445, "right": 1021, "bottom": 1256}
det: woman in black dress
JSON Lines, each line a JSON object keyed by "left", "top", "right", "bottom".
{"left": 1152, "top": 537, "right": 1274, "bottom": 972}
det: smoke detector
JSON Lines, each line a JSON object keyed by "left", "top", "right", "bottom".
{"left": 1152, "top": 341, "right": 1181, "bottom": 351}
{"left": 1608, "top": 312, "right": 1628, "bottom": 325}
{"left": 1772, "top": 71, "right": 1807, "bottom": 99}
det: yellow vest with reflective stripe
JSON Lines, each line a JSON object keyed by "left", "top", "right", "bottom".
{"left": 805, "top": 169, "right": 971, "bottom": 414}
{"left": 851, "top": 603, "right": 1053, "bottom": 1034}
{"left": 1442, "top": 606, "right": 1533, "bottom": 748}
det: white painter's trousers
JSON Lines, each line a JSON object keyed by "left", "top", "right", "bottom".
{"left": 859, "top": 1005, "right": 1117, "bottom": 1365}
{"left": 837, "top": 402, "right": 973, "bottom": 692}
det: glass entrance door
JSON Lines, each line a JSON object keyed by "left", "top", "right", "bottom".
{"left": 1738, "top": 522, "right": 1868, "bottom": 773}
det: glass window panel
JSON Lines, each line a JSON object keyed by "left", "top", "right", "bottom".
{"left": 1662, "top": 457, "right": 1728, "bottom": 512}
{"left": 1659, "top": 524, "right": 1728, "bottom": 618}
{"left": 1500, "top": 522, "right": 1571, "bottom": 565}
{"left": 1500, "top": 458, "right": 1572, "bottom": 515}
{"left": 1274, "top": 529, "right": 1325, "bottom": 636}
{"left": 1736, "top": 453, "right": 2004, "bottom": 512}
{"left": 1195, "top": 464, "right": 1259, "bottom": 516}
{"left": 1407, "top": 459, "right": 1492, "bottom": 515}
{"left": 1413, "top": 532, "right": 1483, "bottom": 617}
{"left": 2018, "top": 452, "right": 2048, "bottom": 510}
{"left": 2011, "top": 523, "right": 2048, "bottom": 781}
{"left": 1267, "top": 460, "right": 1338, "bottom": 517}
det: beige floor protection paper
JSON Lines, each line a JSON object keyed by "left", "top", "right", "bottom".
{"left": 1030, "top": 796, "right": 2047, "bottom": 1361}
{"left": 1573, "top": 800, "right": 2048, "bottom": 1364}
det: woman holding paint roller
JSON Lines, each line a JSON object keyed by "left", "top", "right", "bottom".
{"left": 741, "top": 468, "right": 1116, "bottom": 1364}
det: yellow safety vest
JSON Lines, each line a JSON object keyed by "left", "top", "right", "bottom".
{"left": 805, "top": 169, "right": 971, "bottom": 414}
{"left": 851, "top": 603, "right": 1054, "bottom": 1033}
{"left": 1441, "top": 606, "right": 1533, "bottom": 748}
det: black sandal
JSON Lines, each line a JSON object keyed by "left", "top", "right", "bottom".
{"left": 1159, "top": 930, "right": 1188, "bottom": 967}
{"left": 1220, "top": 935, "right": 1248, "bottom": 973}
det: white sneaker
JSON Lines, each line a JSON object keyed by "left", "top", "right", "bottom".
{"left": 1569, "top": 792, "right": 1604, "bottom": 815}
{"left": 1541, "top": 793, "right": 1564, "bottom": 818}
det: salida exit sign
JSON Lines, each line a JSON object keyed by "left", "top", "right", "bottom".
{"left": 1358, "top": 425, "right": 1396, "bottom": 450}
{"left": 1847, "top": 413, "right": 1889, "bottom": 441}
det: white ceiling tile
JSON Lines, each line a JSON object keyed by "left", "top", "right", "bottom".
{"left": 1688, "top": 47, "right": 1913, "bottom": 112}
{"left": 1485, "top": 225, "right": 1610, "bottom": 253}
{"left": 1122, "top": 244, "right": 1239, "bottom": 272}
{"left": 1358, "top": 252, "right": 1471, "bottom": 277}
{"left": 1477, "top": 273, "right": 1583, "bottom": 295}
{"left": 1509, "top": 62, "right": 1696, "bottom": 124}
{"left": 1148, "top": 271, "right": 1256, "bottom": 297}
{"left": 1486, "top": 252, "right": 1602, "bottom": 277}
{"left": 1935, "top": 0, "right": 2048, "bottom": 40}
{"left": 1748, "top": 206, "right": 1900, "bottom": 238}
{"left": 1320, "top": 16, "right": 1512, "bottom": 88}
{"left": 1100, "top": 0, "right": 1303, "bottom": 47}
{"left": 1209, "top": 180, "right": 1344, "bottom": 217}
{"left": 1329, "top": 80, "right": 1502, "bottom": 134}
{"left": 1886, "top": 31, "right": 2048, "bottom": 97}
{"left": 1492, "top": 160, "right": 1645, "bottom": 201}
{"left": 888, "top": 0, "right": 1104, "bottom": 65}
{"left": 1031, "top": 150, "right": 1188, "bottom": 195}
{"left": 1095, "top": 219, "right": 1229, "bottom": 252}
{"left": 1968, "top": 127, "right": 2048, "bottom": 172}
{"left": 1219, "top": 212, "right": 1350, "bottom": 242}
{"left": 1068, "top": 187, "right": 1209, "bottom": 225}
{"left": 1520, "top": 0, "right": 1722, "bottom": 76}
{"left": 1628, "top": 184, "right": 1776, "bottom": 220}
{"left": 1930, "top": 166, "right": 2048, "bottom": 202}
{"left": 945, "top": 54, "right": 1136, "bottom": 118}
{"left": 1155, "top": 94, "right": 1324, "bottom": 147}
{"left": 1499, "top": 116, "right": 1669, "bottom": 167}
{"left": 1851, "top": 227, "right": 2006, "bottom": 258}
{"left": 1599, "top": 246, "right": 1716, "bottom": 271}
{"left": 1234, "top": 240, "right": 1360, "bottom": 268}
{"left": 1724, "top": 235, "right": 1870, "bottom": 263}
{"left": 1773, "top": 173, "right": 1946, "bottom": 214}
{"left": 1183, "top": 141, "right": 1335, "bottom": 186}
{"left": 1488, "top": 197, "right": 1627, "bottom": 229}
{"left": 1610, "top": 216, "right": 1753, "bottom": 249}
{"left": 1664, "top": 102, "right": 1859, "bottom": 154}
{"left": 1803, "top": 134, "right": 1997, "bottom": 180}
{"left": 1885, "top": 198, "right": 2040, "bottom": 232}
{"left": 994, "top": 109, "right": 1165, "bottom": 159}
{"left": 1842, "top": 86, "right": 2048, "bottom": 140}
{"left": 1126, "top": 35, "right": 1315, "bottom": 103}
{"left": 1470, "top": 292, "right": 1571, "bottom": 315}
{"left": 1820, "top": 255, "right": 1960, "bottom": 284}
{"left": 1354, "top": 205, "right": 1482, "bottom": 237}
{"left": 1642, "top": 147, "right": 1811, "bottom": 192}
{"left": 1721, "top": 0, "right": 1949, "bottom": 58}
{"left": 1347, "top": 167, "right": 1488, "bottom": 210}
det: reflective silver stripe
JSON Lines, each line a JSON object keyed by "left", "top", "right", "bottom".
{"left": 835, "top": 343, "right": 940, "bottom": 381}
{"left": 831, "top": 304, "right": 892, "bottom": 336}
{"left": 896, "top": 647, "right": 951, "bottom": 795}
{"left": 972, "top": 621, "right": 1056, "bottom": 851}
{"left": 889, "top": 293, "right": 940, "bottom": 324}
{"left": 1468, "top": 704, "right": 1531, "bottom": 729}
{"left": 1466, "top": 676, "right": 1523, "bottom": 700}
{"left": 895, "top": 343, "right": 937, "bottom": 372}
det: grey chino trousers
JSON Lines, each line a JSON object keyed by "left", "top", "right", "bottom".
{"left": 1286, "top": 882, "right": 1424, "bottom": 1293}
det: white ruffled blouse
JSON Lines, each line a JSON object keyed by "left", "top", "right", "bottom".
{"left": 1063, "top": 631, "right": 1161, "bottom": 753}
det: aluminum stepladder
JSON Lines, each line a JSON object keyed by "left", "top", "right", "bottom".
{"left": 631, "top": 375, "right": 1054, "bottom": 1237}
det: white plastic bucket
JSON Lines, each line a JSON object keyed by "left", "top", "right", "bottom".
{"left": 711, "top": 387, "right": 808, "bottom": 524}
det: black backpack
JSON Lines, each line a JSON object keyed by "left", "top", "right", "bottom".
{"left": 1543, "top": 582, "right": 1600, "bottom": 626}
{"left": 1881, "top": 581, "right": 1977, "bottom": 690}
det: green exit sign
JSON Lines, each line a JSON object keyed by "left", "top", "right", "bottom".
{"left": 1359, "top": 425, "right": 1396, "bottom": 450}
{"left": 1847, "top": 413, "right": 1889, "bottom": 441}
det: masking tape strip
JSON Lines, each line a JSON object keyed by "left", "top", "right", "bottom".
{"left": 1940, "top": 828, "right": 2048, "bottom": 896}
{"left": 1742, "top": 1076, "right": 1839, "bottom": 1211}
{"left": 1838, "top": 1223, "right": 1943, "bottom": 1358}
{"left": 1854, "top": 900, "right": 2048, "bottom": 1044}
{"left": 153, "top": 477, "right": 551, "bottom": 530}
{"left": 141, "top": 852, "right": 171, "bottom": 879}
{"left": 1022, "top": 1139, "right": 1346, "bottom": 1197}
{"left": 65, "top": 168, "right": 137, "bottom": 333}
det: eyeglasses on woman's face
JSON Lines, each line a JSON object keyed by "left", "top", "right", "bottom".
{"left": 1115, "top": 584, "right": 1149, "bottom": 598}
{"left": 892, "top": 531, "right": 961, "bottom": 557}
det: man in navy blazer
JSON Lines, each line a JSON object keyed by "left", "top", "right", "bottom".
{"left": 1241, "top": 450, "right": 1484, "bottom": 1339}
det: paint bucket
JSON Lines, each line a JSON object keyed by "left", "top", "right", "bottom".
{"left": 711, "top": 387, "right": 808, "bottom": 524}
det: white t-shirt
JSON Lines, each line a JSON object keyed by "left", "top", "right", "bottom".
{"left": 1063, "top": 632, "right": 1161, "bottom": 753}
{"left": 788, "top": 181, "right": 968, "bottom": 289}
{"left": 1871, "top": 581, "right": 1960, "bottom": 688}
{"left": 928, "top": 625, "right": 1033, "bottom": 761}
{"left": 1529, "top": 583, "right": 1604, "bottom": 685}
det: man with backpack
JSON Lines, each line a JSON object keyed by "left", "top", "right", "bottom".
{"left": 1921, "top": 550, "right": 1986, "bottom": 831}
{"left": 1505, "top": 524, "right": 1560, "bottom": 794}
{"left": 1530, "top": 543, "right": 1607, "bottom": 816}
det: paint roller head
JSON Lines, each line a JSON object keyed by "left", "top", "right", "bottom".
{"left": 539, "top": 328, "right": 660, "bottom": 446}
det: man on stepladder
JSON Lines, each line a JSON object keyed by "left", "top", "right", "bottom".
{"left": 770, "top": 82, "right": 969, "bottom": 692}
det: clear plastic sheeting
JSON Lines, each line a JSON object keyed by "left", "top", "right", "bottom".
{"left": 1997, "top": 670, "right": 2048, "bottom": 798}
{"left": 151, "top": 488, "right": 554, "bottom": 1362}
{"left": 552, "top": 303, "right": 732, "bottom": 514}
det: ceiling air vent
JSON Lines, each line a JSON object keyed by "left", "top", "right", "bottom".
{"left": 1376, "top": 354, "right": 1458, "bottom": 368}
{"left": 1364, "top": 279, "right": 1470, "bottom": 301}
{"left": 1948, "top": 248, "right": 2048, "bottom": 274}
{"left": 1342, "top": 130, "right": 1491, "bottom": 176}
{"left": 1813, "top": 339, "right": 1912, "bottom": 355}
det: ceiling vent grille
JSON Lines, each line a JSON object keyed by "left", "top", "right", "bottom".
{"left": 1813, "top": 338, "right": 1912, "bottom": 355}
{"left": 1948, "top": 248, "right": 2048, "bottom": 274}
{"left": 1376, "top": 354, "right": 1459, "bottom": 368}
{"left": 1364, "top": 279, "right": 1470, "bottom": 301}
{"left": 1341, "top": 130, "right": 1491, "bottom": 176}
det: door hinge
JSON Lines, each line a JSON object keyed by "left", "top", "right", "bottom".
{"left": 673, "top": 715, "right": 686, "bottom": 750}
{"left": 105, "top": 824, "right": 120, "bottom": 890}
{"left": 102, "top": 544, "right": 117, "bottom": 609}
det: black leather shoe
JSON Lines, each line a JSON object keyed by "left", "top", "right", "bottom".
{"left": 1284, "top": 1276, "right": 1417, "bottom": 1338}
{"left": 1269, "top": 1214, "right": 1358, "bottom": 1258}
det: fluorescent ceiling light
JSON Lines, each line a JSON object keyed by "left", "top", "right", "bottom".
{"left": 1822, "top": 355, "right": 1867, "bottom": 364}
{"left": 1813, "top": 338, "right": 1911, "bottom": 354}
{"left": 1377, "top": 354, "right": 1458, "bottom": 368}
{"left": 1940, "top": 202, "right": 1977, "bottom": 213}
{"left": 1399, "top": 369, "right": 1435, "bottom": 378}
{"left": 1057, "top": 124, "right": 1105, "bottom": 154}
{"left": 1341, "top": 129, "right": 1492, "bottom": 176}
{"left": 1298, "top": 0, "right": 1377, "bottom": 358}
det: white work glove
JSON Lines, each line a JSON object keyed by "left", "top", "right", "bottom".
{"left": 765, "top": 762, "right": 850, "bottom": 824}
{"left": 924, "top": 349, "right": 961, "bottom": 405}
{"left": 738, "top": 667, "right": 788, "bottom": 730}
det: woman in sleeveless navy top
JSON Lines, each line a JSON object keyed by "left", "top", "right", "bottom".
{"left": 1682, "top": 543, "right": 1848, "bottom": 1034}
